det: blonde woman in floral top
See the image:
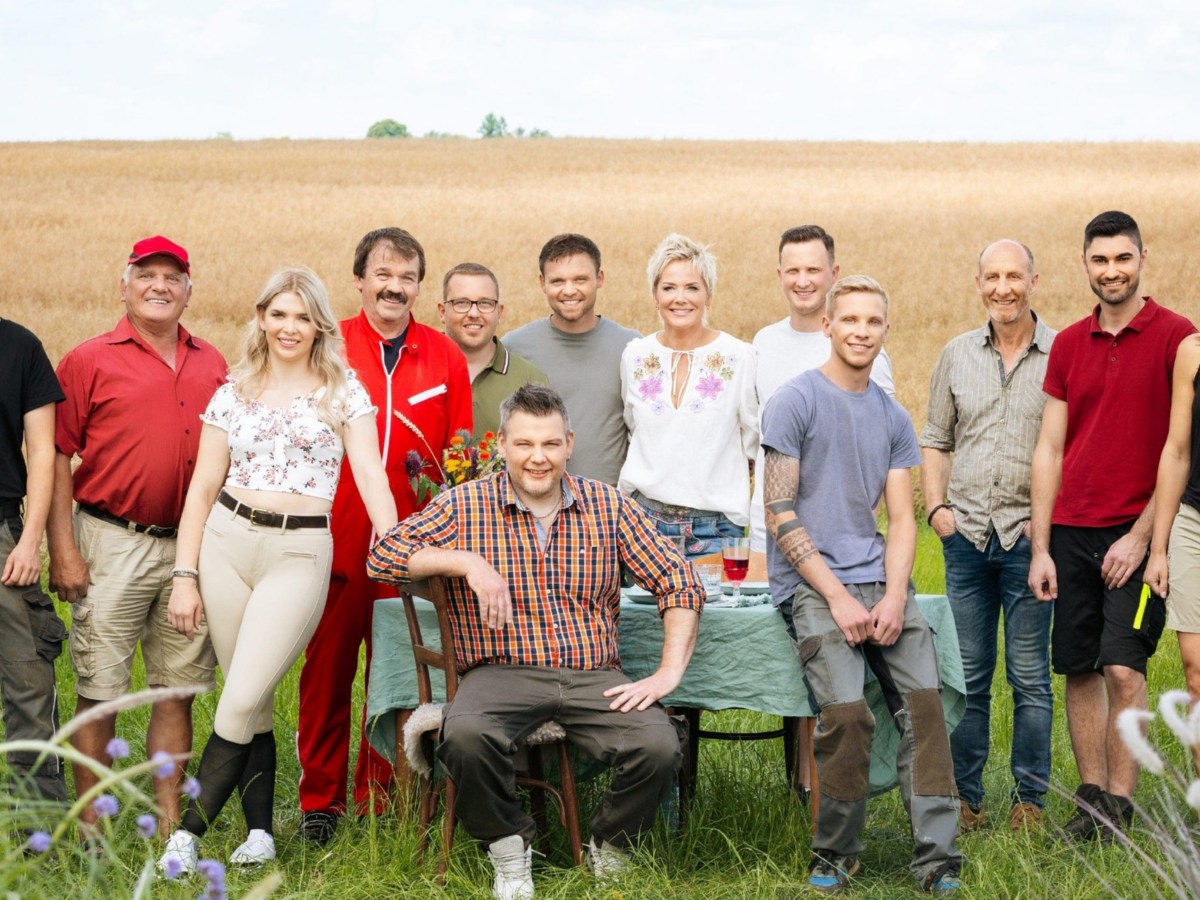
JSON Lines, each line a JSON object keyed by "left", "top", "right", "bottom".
{"left": 159, "top": 267, "right": 396, "bottom": 874}
{"left": 619, "top": 234, "right": 759, "bottom": 557}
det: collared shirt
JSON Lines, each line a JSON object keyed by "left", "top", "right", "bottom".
{"left": 470, "top": 338, "right": 548, "bottom": 438}
{"left": 54, "top": 316, "right": 227, "bottom": 527}
{"left": 367, "top": 471, "right": 705, "bottom": 673}
{"left": 920, "top": 314, "right": 1056, "bottom": 551}
{"left": 1043, "top": 297, "right": 1196, "bottom": 528}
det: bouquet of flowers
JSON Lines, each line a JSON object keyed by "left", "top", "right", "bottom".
{"left": 406, "top": 429, "right": 505, "bottom": 506}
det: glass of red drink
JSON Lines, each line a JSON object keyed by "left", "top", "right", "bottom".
{"left": 721, "top": 537, "right": 751, "bottom": 599}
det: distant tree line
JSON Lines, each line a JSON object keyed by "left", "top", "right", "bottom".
{"left": 366, "top": 113, "right": 550, "bottom": 140}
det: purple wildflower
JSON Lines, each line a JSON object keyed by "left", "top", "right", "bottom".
{"left": 162, "top": 856, "right": 184, "bottom": 879}
{"left": 150, "top": 751, "right": 175, "bottom": 778}
{"left": 183, "top": 776, "right": 201, "bottom": 800}
{"left": 404, "top": 449, "right": 423, "bottom": 479}
{"left": 92, "top": 794, "right": 119, "bottom": 818}
{"left": 197, "top": 859, "right": 228, "bottom": 900}
{"left": 27, "top": 831, "right": 51, "bottom": 853}
{"left": 105, "top": 737, "right": 130, "bottom": 760}
{"left": 136, "top": 814, "right": 156, "bottom": 839}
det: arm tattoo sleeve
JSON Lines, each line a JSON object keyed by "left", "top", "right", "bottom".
{"left": 764, "top": 449, "right": 820, "bottom": 568}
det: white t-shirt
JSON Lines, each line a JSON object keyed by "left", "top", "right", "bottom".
{"left": 202, "top": 375, "right": 376, "bottom": 501}
{"left": 618, "top": 331, "right": 759, "bottom": 526}
{"left": 749, "top": 318, "right": 895, "bottom": 550}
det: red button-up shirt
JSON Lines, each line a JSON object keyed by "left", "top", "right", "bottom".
{"left": 367, "top": 472, "right": 705, "bottom": 673}
{"left": 54, "top": 317, "right": 227, "bottom": 527}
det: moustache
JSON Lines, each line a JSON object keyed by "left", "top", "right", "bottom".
{"left": 380, "top": 291, "right": 407, "bottom": 303}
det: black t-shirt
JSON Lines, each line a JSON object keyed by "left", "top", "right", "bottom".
{"left": 0, "top": 319, "right": 64, "bottom": 501}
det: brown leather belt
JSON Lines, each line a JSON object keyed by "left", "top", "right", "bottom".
{"left": 218, "top": 490, "right": 329, "bottom": 530}
{"left": 78, "top": 503, "right": 177, "bottom": 538}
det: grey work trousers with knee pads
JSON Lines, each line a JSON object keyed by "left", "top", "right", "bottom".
{"left": 784, "top": 581, "right": 962, "bottom": 883}
{"left": 0, "top": 517, "right": 68, "bottom": 803}
{"left": 437, "top": 664, "right": 684, "bottom": 849}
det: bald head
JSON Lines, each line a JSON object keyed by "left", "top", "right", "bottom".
{"left": 978, "top": 239, "right": 1035, "bottom": 276}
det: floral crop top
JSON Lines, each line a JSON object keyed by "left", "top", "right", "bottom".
{"left": 201, "top": 376, "right": 376, "bottom": 501}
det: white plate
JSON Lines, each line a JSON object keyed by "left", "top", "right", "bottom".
{"left": 624, "top": 586, "right": 723, "bottom": 605}
{"left": 723, "top": 581, "right": 770, "bottom": 595}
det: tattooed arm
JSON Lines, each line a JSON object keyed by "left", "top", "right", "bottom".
{"left": 764, "top": 449, "right": 873, "bottom": 646}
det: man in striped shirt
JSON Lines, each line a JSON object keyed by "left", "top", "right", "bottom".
{"left": 920, "top": 240, "right": 1055, "bottom": 833}
{"left": 368, "top": 383, "right": 703, "bottom": 899}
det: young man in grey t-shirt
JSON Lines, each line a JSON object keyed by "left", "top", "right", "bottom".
{"left": 762, "top": 276, "right": 962, "bottom": 895}
{"left": 504, "top": 234, "right": 638, "bottom": 486}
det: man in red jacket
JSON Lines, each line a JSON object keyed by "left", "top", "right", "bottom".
{"left": 297, "top": 228, "right": 472, "bottom": 842}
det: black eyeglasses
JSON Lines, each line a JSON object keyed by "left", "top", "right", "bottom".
{"left": 446, "top": 299, "right": 498, "bottom": 313}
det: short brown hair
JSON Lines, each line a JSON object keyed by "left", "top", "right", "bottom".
{"left": 442, "top": 262, "right": 499, "bottom": 300}
{"left": 538, "top": 233, "right": 601, "bottom": 275}
{"left": 353, "top": 227, "right": 426, "bottom": 281}
{"left": 779, "top": 225, "right": 835, "bottom": 263}
{"left": 499, "top": 383, "right": 572, "bottom": 436}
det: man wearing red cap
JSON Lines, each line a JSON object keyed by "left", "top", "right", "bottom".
{"left": 296, "top": 227, "right": 471, "bottom": 842}
{"left": 47, "top": 236, "right": 227, "bottom": 837}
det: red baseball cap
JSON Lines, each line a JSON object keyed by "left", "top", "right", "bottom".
{"left": 128, "top": 235, "right": 190, "bottom": 274}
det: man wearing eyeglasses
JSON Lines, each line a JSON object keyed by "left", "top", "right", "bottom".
{"left": 438, "top": 263, "right": 548, "bottom": 438}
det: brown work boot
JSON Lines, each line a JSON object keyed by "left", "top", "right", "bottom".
{"left": 1008, "top": 802, "right": 1042, "bottom": 831}
{"left": 959, "top": 801, "right": 984, "bottom": 831}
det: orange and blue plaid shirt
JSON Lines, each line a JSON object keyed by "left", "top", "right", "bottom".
{"left": 367, "top": 472, "right": 705, "bottom": 672}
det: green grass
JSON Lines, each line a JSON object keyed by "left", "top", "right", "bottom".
{"left": 2, "top": 525, "right": 1196, "bottom": 898}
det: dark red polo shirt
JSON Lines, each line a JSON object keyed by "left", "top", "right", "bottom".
{"left": 55, "top": 316, "right": 227, "bottom": 527}
{"left": 1044, "top": 297, "right": 1195, "bottom": 528}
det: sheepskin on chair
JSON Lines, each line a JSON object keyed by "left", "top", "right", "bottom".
{"left": 402, "top": 703, "right": 568, "bottom": 778}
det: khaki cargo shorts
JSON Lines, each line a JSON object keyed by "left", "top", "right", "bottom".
{"left": 69, "top": 510, "right": 216, "bottom": 700}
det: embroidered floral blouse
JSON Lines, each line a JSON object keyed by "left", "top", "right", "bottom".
{"left": 618, "top": 331, "right": 759, "bottom": 526}
{"left": 201, "top": 375, "right": 376, "bottom": 501}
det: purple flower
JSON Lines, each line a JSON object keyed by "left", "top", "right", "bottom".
{"left": 197, "top": 859, "right": 227, "bottom": 899}
{"left": 638, "top": 373, "right": 664, "bottom": 401}
{"left": 27, "top": 831, "right": 51, "bottom": 853}
{"left": 136, "top": 814, "right": 156, "bottom": 839}
{"left": 183, "top": 777, "right": 201, "bottom": 800}
{"left": 150, "top": 751, "right": 175, "bottom": 778}
{"left": 92, "top": 794, "right": 119, "bottom": 818}
{"left": 695, "top": 372, "right": 724, "bottom": 401}
{"left": 162, "top": 856, "right": 184, "bottom": 880}
{"left": 105, "top": 737, "right": 130, "bottom": 761}
{"left": 404, "top": 449, "right": 423, "bottom": 479}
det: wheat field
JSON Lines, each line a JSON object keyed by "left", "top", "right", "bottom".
{"left": 4, "top": 139, "right": 1200, "bottom": 419}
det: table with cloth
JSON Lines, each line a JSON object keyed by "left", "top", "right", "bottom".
{"left": 366, "top": 592, "right": 964, "bottom": 803}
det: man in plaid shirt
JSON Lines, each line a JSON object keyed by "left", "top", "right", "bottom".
{"left": 368, "top": 383, "right": 703, "bottom": 899}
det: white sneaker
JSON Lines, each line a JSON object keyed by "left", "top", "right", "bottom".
{"left": 158, "top": 829, "right": 198, "bottom": 877}
{"left": 487, "top": 834, "right": 533, "bottom": 899}
{"left": 229, "top": 829, "right": 276, "bottom": 866}
{"left": 587, "top": 838, "right": 630, "bottom": 881}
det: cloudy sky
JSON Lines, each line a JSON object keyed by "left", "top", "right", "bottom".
{"left": 2, "top": 0, "right": 1196, "bottom": 142}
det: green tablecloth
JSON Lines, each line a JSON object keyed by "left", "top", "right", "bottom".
{"left": 366, "top": 594, "right": 964, "bottom": 795}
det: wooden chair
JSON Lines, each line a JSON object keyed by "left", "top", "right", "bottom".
{"left": 396, "top": 577, "right": 584, "bottom": 879}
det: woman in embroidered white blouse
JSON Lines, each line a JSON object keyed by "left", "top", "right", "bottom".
{"left": 618, "top": 234, "right": 759, "bottom": 558}
{"left": 160, "top": 267, "right": 396, "bottom": 873}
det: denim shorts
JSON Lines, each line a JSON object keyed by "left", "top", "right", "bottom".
{"left": 630, "top": 492, "right": 744, "bottom": 559}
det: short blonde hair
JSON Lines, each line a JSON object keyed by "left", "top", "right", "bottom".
{"left": 825, "top": 274, "right": 889, "bottom": 318}
{"left": 646, "top": 233, "right": 717, "bottom": 297}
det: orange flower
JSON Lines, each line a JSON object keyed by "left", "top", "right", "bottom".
{"left": 450, "top": 435, "right": 465, "bottom": 447}
{"left": 478, "top": 451, "right": 490, "bottom": 460}
{"left": 483, "top": 431, "right": 496, "bottom": 440}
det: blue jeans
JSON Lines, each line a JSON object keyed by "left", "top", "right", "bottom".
{"left": 630, "top": 494, "right": 743, "bottom": 559}
{"left": 941, "top": 530, "right": 1052, "bottom": 808}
